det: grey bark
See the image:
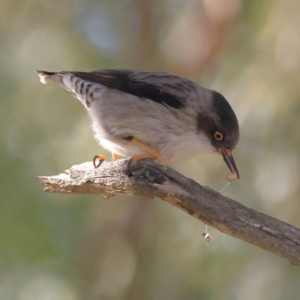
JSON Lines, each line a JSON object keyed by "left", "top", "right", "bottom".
{"left": 38, "top": 159, "right": 300, "bottom": 266}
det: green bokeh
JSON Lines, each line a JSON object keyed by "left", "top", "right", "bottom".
{"left": 1, "top": 0, "right": 300, "bottom": 299}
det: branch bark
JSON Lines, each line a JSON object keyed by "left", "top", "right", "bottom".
{"left": 38, "top": 159, "right": 300, "bottom": 266}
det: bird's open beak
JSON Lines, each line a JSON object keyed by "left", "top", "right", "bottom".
{"left": 218, "top": 146, "right": 240, "bottom": 179}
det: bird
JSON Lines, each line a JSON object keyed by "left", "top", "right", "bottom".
{"left": 37, "top": 69, "right": 240, "bottom": 181}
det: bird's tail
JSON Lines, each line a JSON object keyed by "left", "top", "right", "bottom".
{"left": 36, "top": 70, "right": 62, "bottom": 85}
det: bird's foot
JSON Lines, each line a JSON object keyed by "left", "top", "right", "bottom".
{"left": 126, "top": 155, "right": 163, "bottom": 179}
{"left": 125, "top": 137, "right": 163, "bottom": 176}
{"left": 125, "top": 154, "right": 162, "bottom": 176}
{"left": 93, "top": 154, "right": 107, "bottom": 168}
{"left": 92, "top": 153, "right": 119, "bottom": 200}
{"left": 93, "top": 153, "right": 119, "bottom": 168}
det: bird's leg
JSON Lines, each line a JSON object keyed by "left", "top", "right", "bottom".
{"left": 112, "top": 153, "right": 118, "bottom": 160}
{"left": 126, "top": 137, "right": 162, "bottom": 176}
{"left": 130, "top": 138, "right": 162, "bottom": 164}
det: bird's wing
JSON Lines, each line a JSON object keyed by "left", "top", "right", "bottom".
{"left": 67, "top": 69, "right": 186, "bottom": 109}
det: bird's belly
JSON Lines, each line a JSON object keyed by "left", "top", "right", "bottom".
{"left": 96, "top": 131, "right": 214, "bottom": 165}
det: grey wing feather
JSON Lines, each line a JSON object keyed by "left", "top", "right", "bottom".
{"left": 66, "top": 69, "right": 186, "bottom": 109}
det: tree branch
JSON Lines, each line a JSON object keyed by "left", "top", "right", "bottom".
{"left": 38, "top": 159, "right": 300, "bottom": 266}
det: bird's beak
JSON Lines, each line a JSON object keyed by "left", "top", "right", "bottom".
{"left": 218, "top": 146, "right": 240, "bottom": 179}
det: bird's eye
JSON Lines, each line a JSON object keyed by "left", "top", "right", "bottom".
{"left": 214, "top": 131, "right": 223, "bottom": 141}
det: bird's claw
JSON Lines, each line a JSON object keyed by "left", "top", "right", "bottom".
{"left": 125, "top": 158, "right": 133, "bottom": 177}
{"left": 93, "top": 155, "right": 106, "bottom": 168}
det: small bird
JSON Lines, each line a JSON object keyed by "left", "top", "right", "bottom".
{"left": 37, "top": 69, "right": 240, "bottom": 180}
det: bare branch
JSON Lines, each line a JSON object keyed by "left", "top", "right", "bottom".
{"left": 38, "top": 159, "right": 300, "bottom": 266}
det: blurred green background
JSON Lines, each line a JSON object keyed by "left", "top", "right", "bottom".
{"left": 1, "top": 0, "right": 300, "bottom": 299}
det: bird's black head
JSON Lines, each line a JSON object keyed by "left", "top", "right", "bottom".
{"left": 197, "top": 91, "right": 240, "bottom": 178}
